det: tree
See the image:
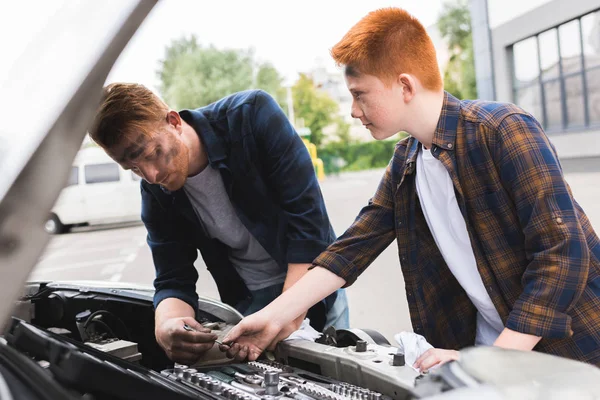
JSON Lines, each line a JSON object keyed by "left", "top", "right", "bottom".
{"left": 437, "top": 0, "right": 477, "bottom": 99}
{"left": 157, "top": 36, "right": 286, "bottom": 109}
{"left": 255, "top": 62, "right": 287, "bottom": 109}
{"left": 291, "top": 74, "right": 340, "bottom": 147}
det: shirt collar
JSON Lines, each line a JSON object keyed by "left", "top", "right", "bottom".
{"left": 431, "top": 91, "right": 461, "bottom": 151}
{"left": 179, "top": 108, "right": 228, "bottom": 165}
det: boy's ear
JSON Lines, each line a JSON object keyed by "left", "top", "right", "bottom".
{"left": 398, "top": 73, "right": 416, "bottom": 102}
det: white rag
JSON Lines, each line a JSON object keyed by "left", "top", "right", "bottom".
{"left": 394, "top": 331, "right": 434, "bottom": 372}
{"left": 283, "top": 318, "right": 322, "bottom": 341}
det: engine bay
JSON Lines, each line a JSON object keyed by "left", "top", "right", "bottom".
{"left": 1, "top": 283, "right": 421, "bottom": 400}
{"left": 4, "top": 282, "right": 600, "bottom": 400}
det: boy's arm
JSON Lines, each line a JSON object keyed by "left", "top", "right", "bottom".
{"left": 223, "top": 156, "right": 399, "bottom": 359}
{"left": 493, "top": 328, "right": 541, "bottom": 350}
{"left": 493, "top": 112, "right": 589, "bottom": 340}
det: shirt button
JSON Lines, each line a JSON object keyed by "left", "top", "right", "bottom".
{"left": 398, "top": 221, "right": 402, "bottom": 226}
{"left": 556, "top": 217, "right": 563, "bottom": 224}
{"left": 447, "top": 143, "right": 453, "bottom": 149}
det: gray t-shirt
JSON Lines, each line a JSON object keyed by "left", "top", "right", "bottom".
{"left": 184, "top": 166, "right": 286, "bottom": 291}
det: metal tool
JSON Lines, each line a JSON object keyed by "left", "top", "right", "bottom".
{"left": 183, "top": 323, "right": 234, "bottom": 348}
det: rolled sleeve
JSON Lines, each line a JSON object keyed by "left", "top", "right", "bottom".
{"left": 287, "top": 238, "right": 333, "bottom": 264}
{"left": 312, "top": 158, "right": 397, "bottom": 286}
{"left": 495, "top": 113, "right": 589, "bottom": 338}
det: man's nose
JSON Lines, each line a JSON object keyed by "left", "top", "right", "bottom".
{"left": 138, "top": 163, "right": 160, "bottom": 184}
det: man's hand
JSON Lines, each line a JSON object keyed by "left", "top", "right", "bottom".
{"left": 155, "top": 316, "right": 217, "bottom": 365}
{"left": 219, "top": 312, "right": 283, "bottom": 361}
{"left": 413, "top": 348, "right": 460, "bottom": 373}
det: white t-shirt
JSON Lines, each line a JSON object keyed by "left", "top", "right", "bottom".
{"left": 415, "top": 145, "right": 504, "bottom": 345}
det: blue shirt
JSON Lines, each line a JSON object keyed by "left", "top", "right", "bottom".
{"left": 141, "top": 90, "right": 336, "bottom": 320}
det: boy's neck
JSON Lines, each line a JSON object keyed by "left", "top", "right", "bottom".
{"left": 408, "top": 90, "right": 444, "bottom": 149}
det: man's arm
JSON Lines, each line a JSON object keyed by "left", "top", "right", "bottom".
{"left": 141, "top": 184, "right": 216, "bottom": 364}
{"left": 141, "top": 185, "right": 200, "bottom": 312}
{"left": 494, "top": 112, "right": 590, "bottom": 340}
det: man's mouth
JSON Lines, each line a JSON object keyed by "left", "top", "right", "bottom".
{"left": 158, "top": 174, "right": 170, "bottom": 185}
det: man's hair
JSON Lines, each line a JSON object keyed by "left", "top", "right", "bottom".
{"left": 89, "top": 83, "right": 169, "bottom": 149}
{"left": 330, "top": 7, "right": 442, "bottom": 91}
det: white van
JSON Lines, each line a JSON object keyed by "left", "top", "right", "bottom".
{"left": 45, "top": 147, "right": 142, "bottom": 234}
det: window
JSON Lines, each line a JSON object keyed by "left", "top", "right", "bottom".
{"left": 559, "top": 20, "right": 582, "bottom": 72}
{"left": 588, "top": 67, "right": 600, "bottom": 124}
{"left": 539, "top": 29, "right": 560, "bottom": 80}
{"left": 513, "top": 38, "right": 540, "bottom": 85}
{"left": 512, "top": 9, "right": 600, "bottom": 131}
{"left": 84, "top": 163, "right": 120, "bottom": 184}
{"left": 67, "top": 166, "right": 79, "bottom": 186}
{"left": 515, "top": 86, "right": 543, "bottom": 123}
{"left": 581, "top": 11, "right": 600, "bottom": 69}
{"left": 513, "top": 38, "right": 543, "bottom": 123}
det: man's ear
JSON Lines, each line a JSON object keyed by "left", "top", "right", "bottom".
{"left": 398, "top": 73, "right": 417, "bottom": 102}
{"left": 166, "top": 110, "right": 182, "bottom": 130}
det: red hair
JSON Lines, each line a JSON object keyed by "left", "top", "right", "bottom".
{"left": 89, "top": 83, "right": 169, "bottom": 149}
{"left": 331, "top": 7, "right": 442, "bottom": 91}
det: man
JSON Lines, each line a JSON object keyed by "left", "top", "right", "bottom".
{"left": 88, "top": 84, "right": 349, "bottom": 364}
{"left": 222, "top": 7, "right": 600, "bottom": 369}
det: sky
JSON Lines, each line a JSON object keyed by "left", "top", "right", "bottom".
{"left": 105, "top": 0, "right": 449, "bottom": 91}
{"left": 0, "top": 0, "right": 556, "bottom": 95}
{"left": 0, "top": 0, "right": 448, "bottom": 94}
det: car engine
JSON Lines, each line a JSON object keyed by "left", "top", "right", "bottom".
{"left": 3, "top": 282, "right": 600, "bottom": 400}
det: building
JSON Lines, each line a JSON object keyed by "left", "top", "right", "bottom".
{"left": 470, "top": 0, "right": 600, "bottom": 160}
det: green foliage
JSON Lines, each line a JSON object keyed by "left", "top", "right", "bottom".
{"left": 292, "top": 74, "right": 340, "bottom": 147}
{"left": 158, "top": 35, "right": 286, "bottom": 109}
{"left": 437, "top": 0, "right": 477, "bottom": 99}
{"left": 319, "top": 133, "right": 407, "bottom": 175}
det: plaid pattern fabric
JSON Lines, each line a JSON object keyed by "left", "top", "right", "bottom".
{"left": 314, "top": 92, "right": 600, "bottom": 365}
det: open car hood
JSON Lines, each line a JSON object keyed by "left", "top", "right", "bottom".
{"left": 0, "top": 0, "right": 157, "bottom": 330}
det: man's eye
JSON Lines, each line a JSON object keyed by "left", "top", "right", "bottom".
{"left": 145, "top": 148, "right": 161, "bottom": 160}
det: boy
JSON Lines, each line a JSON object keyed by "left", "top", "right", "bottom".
{"left": 221, "top": 7, "right": 600, "bottom": 370}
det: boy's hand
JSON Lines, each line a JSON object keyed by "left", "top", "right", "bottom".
{"left": 220, "top": 312, "right": 284, "bottom": 361}
{"left": 413, "top": 348, "right": 460, "bottom": 372}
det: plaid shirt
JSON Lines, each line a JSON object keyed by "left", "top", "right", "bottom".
{"left": 314, "top": 92, "right": 600, "bottom": 365}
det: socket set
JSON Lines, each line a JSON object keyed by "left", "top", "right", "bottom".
{"left": 161, "top": 360, "right": 392, "bottom": 400}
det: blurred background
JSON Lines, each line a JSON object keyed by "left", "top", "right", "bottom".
{"left": 1, "top": 0, "right": 599, "bottom": 342}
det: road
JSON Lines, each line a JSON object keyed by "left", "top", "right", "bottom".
{"left": 30, "top": 162, "right": 600, "bottom": 343}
